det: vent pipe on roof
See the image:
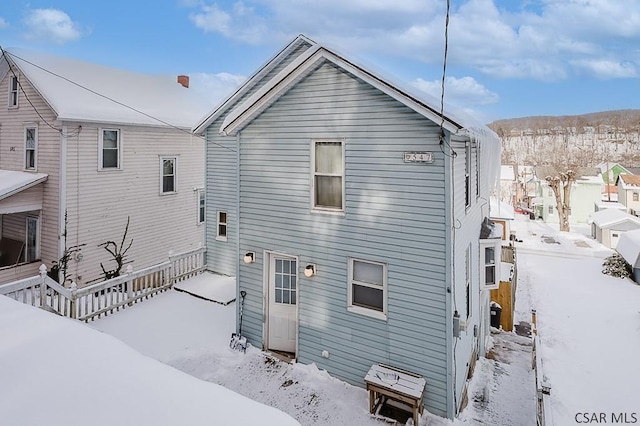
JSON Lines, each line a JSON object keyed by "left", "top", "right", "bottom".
{"left": 177, "top": 75, "right": 189, "bottom": 88}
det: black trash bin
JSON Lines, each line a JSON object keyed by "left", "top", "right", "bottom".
{"left": 490, "top": 302, "right": 502, "bottom": 329}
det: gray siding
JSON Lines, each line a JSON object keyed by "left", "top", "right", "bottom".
{"left": 205, "top": 41, "right": 314, "bottom": 276}
{"left": 236, "top": 62, "right": 450, "bottom": 416}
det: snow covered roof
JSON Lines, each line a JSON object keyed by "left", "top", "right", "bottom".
{"left": 0, "top": 170, "right": 48, "bottom": 201}
{"left": 2, "top": 48, "right": 220, "bottom": 128}
{"left": 500, "top": 165, "right": 515, "bottom": 181}
{"left": 590, "top": 208, "right": 640, "bottom": 228}
{"left": 490, "top": 198, "right": 515, "bottom": 220}
{"left": 616, "top": 229, "right": 640, "bottom": 268}
{"left": 595, "top": 200, "right": 625, "bottom": 211}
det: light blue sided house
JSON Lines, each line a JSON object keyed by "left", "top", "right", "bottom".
{"left": 194, "top": 35, "right": 501, "bottom": 419}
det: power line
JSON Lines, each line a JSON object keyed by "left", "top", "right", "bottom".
{"left": 2, "top": 47, "right": 236, "bottom": 153}
{"left": 438, "top": 0, "right": 457, "bottom": 158}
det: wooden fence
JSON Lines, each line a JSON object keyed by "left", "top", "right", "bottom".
{"left": 531, "top": 311, "right": 553, "bottom": 426}
{"left": 0, "top": 247, "right": 206, "bottom": 322}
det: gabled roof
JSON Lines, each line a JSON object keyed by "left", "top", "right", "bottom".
{"left": 193, "top": 35, "right": 316, "bottom": 134}
{"left": 622, "top": 166, "right": 640, "bottom": 175}
{"left": 590, "top": 208, "right": 640, "bottom": 228}
{"left": 219, "top": 43, "right": 493, "bottom": 139}
{"left": 616, "top": 229, "right": 640, "bottom": 268}
{"left": 2, "top": 48, "right": 218, "bottom": 128}
{"left": 617, "top": 174, "right": 640, "bottom": 189}
{"left": 0, "top": 170, "right": 48, "bottom": 201}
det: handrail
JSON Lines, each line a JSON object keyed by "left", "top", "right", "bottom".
{"left": 532, "top": 331, "right": 553, "bottom": 426}
{"left": 0, "top": 247, "right": 206, "bottom": 322}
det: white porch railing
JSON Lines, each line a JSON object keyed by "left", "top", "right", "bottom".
{"left": 0, "top": 247, "right": 206, "bottom": 322}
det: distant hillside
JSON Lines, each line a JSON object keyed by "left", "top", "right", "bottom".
{"left": 488, "top": 109, "right": 640, "bottom": 134}
{"left": 488, "top": 110, "right": 640, "bottom": 166}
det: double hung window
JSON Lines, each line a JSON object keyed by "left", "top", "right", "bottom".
{"left": 24, "top": 126, "right": 37, "bottom": 170}
{"left": 99, "top": 129, "right": 121, "bottom": 170}
{"left": 312, "top": 141, "right": 344, "bottom": 211}
{"left": 348, "top": 258, "right": 387, "bottom": 319}
{"left": 160, "top": 157, "right": 176, "bottom": 193}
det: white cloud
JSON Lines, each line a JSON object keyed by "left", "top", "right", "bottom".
{"left": 571, "top": 59, "right": 637, "bottom": 79}
{"left": 413, "top": 76, "right": 499, "bottom": 107}
{"left": 189, "top": 2, "right": 269, "bottom": 44}
{"left": 23, "top": 8, "right": 83, "bottom": 44}
{"left": 187, "top": 0, "right": 640, "bottom": 81}
{"left": 0, "top": 17, "right": 8, "bottom": 28}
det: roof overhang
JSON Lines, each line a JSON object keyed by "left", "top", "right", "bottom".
{"left": 220, "top": 47, "right": 463, "bottom": 137}
{"left": 0, "top": 170, "right": 48, "bottom": 214}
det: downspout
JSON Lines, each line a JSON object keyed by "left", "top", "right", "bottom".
{"left": 58, "top": 126, "right": 68, "bottom": 283}
{"left": 443, "top": 131, "right": 455, "bottom": 419}
{"left": 235, "top": 132, "right": 241, "bottom": 322}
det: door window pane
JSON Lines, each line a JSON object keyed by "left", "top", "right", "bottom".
{"left": 274, "top": 258, "right": 296, "bottom": 305}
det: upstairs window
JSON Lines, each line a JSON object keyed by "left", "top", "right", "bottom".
{"left": 160, "top": 157, "right": 177, "bottom": 194}
{"left": 99, "top": 129, "right": 121, "bottom": 170}
{"left": 8, "top": 75, "right": 18, "bottom": 108}
{"left": 216, "top": 211, "right": 227, "bottom": 241}
{"left": 312, "top": 141, "right": 344, "bottom": 211}
{"left": 634, "top": 192, "right": 639, "bottom": 202}
{"left": 348, "top": 258, "right": 387, "bottom": 320}
{"left": 24, "top": 126, "right": 37, "bottom": 170}
{"left": 474, "top": 141, "right": 480, "bottom": 198}
{"left": 465, "top": 141, "right": 471, "bottom": 208}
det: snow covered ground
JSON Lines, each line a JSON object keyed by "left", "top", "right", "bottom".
{"left": 4, "top": 214, "right": 634, "bottom": 425}
{"left": 510, "top": 216, "right": 640, "bottom": 425}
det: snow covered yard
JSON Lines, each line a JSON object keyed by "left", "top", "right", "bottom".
{"left": 88, "top": 282, "right": 535, "bottom": 425}
{"left": 511, "top": 215, "right": 640, "bottom": 425}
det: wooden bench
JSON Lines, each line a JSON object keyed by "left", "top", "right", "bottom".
{"left": 364, "top": 363, "right": 427, "bottom": 425}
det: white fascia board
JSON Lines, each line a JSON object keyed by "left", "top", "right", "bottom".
{"left": 193, "top": 35, "right": 317, "bottom": 135}
{"left": 221, "top": 47, "right": 462, "bottom": 136}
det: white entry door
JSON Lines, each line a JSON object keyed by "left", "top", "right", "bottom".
{"left": 267, "top": 255, "right": 297, "bottom": 353}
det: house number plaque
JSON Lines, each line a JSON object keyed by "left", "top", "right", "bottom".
{"left": 403, "top": 152, "right": 434, "bottom": 163}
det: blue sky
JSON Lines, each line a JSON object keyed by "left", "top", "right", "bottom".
{"left": 1, "top": 0, "right": 638, "bottom": 123}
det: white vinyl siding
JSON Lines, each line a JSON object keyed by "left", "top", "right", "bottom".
{"left": 24, "top": 125, "right": 37, "bottom": 170}
{"left": 312, "top": 140, "right": 344, "bottom": 212}
{"left": 160, "top": 156, "right": 177, "bottom": 194}
{"left": 348, "top": 258, "right": 387, "bottom": 320}
{"left": 8, "top": 75, "right": 18, "bottom": 108}
{"left": 99, "top": 128, "right": 122, "bottom": 170}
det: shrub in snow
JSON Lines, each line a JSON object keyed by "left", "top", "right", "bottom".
{"left": 602, "top": 253, "right": 632, "bottom": 279}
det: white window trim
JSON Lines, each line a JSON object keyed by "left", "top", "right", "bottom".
{"left": 474, "top": 140, "right": 480, "bottom": 199}
{"left": 216, "top": 210, "right": 228, "bottom": 242}
{"left": 465, "top": 244, "right": 472, "bottom": 320}
{"left": 310, "top": 139, "right": 346, "bottom": 215}
{"left": 197, "top": 188, "right": 205, "bottom": 225}
{"left": 479, "top": 239, "right": 500, "bottom": 290}
{"left": 347, "top": 257, "right": 388, "bottom": 320}
{"left": 8, "top": 75, "right": 18, "bottom": 108}
{"left": 24, "top": 124, "right": 38, "bottom": 171}
{"left": 98, "top": 128, "right": 123, "bottom": 171}
{"left": 159, "top": 156, "right": 177, "bottom": 195}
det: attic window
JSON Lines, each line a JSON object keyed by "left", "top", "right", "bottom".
{"left": 312, "top": 140, "right": 344, "bottom": 212}
{"left": 8, "top": 75, "right": 18, "bottom": 108}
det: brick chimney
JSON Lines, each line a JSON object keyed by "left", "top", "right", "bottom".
{"left": 177, "top": 75, "right": 189, "bottom": 88}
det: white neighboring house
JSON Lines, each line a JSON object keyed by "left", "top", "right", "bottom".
{"left": 616, "top": 174, "right": 640, "bottom": 217}
{"left": 590, "top": 209, "right": 640, "bottom": 249}
{"left": 0, "top": 48, "right": 219, "bottom": 285}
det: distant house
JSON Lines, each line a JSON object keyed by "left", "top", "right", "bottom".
{"left": 590, "top": 209, "right": 640, "bottom": 249}
{"left": 499, "top": 165, "right": 516, "bottom": 205}
{"left": 536, "top": 166, "right": 602, "bottom": 225}
{"left": 0, "top": 49, "right": 214, "bottom": 285}
{"left": 194, "top": 35, "right": 502, "bottom": 419}
{"left": 490, "top": 198, "right": 515, "bottom": 241}
{"left": 616, "top": 174, "right": 640, "bottom": 217}
{"left": 616, "top": 229, "right": 640, "bottom": 283}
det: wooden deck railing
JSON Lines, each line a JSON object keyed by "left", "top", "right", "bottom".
{"left": 0, "top": 247, "right": 206, "bottom": 322}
